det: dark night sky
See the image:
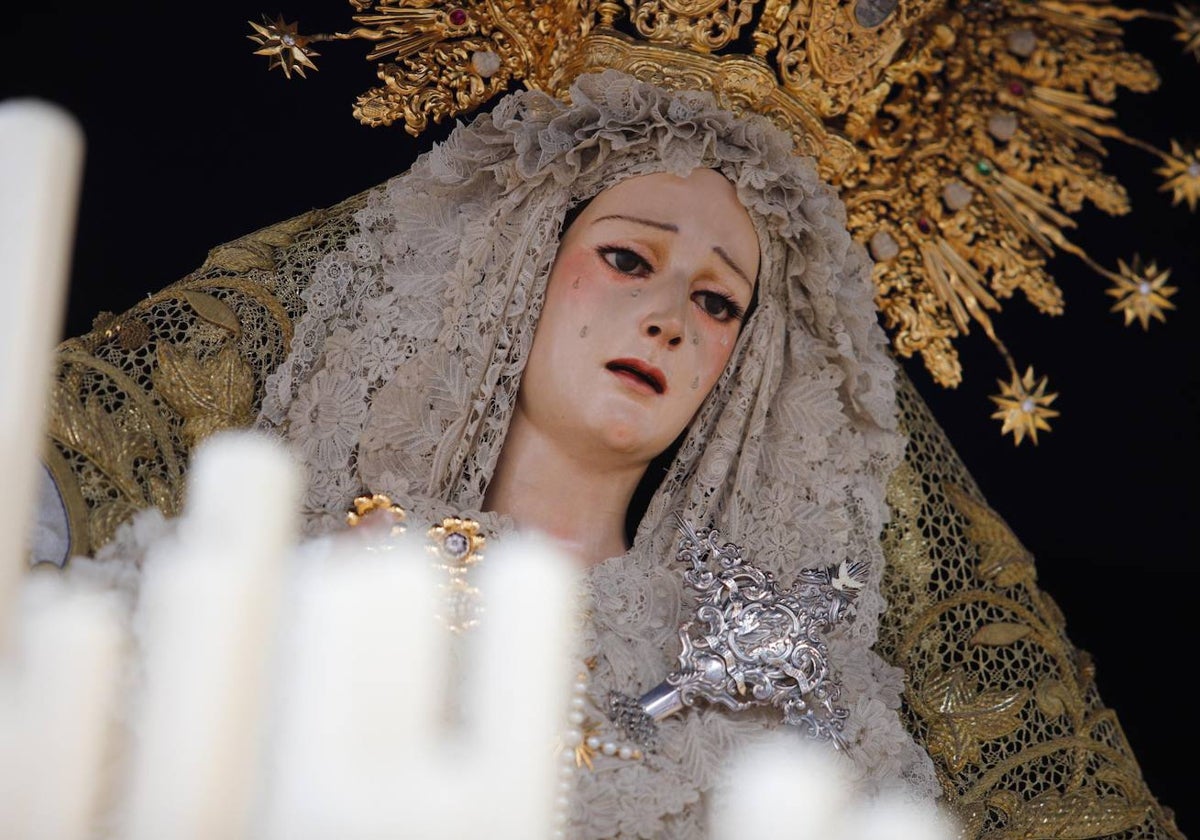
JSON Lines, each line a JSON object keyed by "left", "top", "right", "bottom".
{"left": 2, "top": 3, "right": 1196, "bottom": 835}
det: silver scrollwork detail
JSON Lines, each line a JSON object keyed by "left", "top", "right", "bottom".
{"left": 608, "top": 514, "right": 866, "bottom": 751}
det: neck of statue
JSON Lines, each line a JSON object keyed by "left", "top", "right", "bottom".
{"left": 482, "top": 410, "right": 646, "bottom": 569}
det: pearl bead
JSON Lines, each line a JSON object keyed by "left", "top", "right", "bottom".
{"left": 559, "top": 779, "right": 574, "bottom": 793}
{"left": 618, "top": 746, "right": 633, "bottom": 760}
{"left": 573, "top": 680, "right": 589, "bottom": 694}
{"left": 471, "top": 50, "right": 501, "bottom": 78}
{"left": 555, "top": 795, "right": 571, "bottom": 810}
{"left": 601, "top": 741, "right": 618, "bottom": 756}
{"left": 586, "top": 735, "right": 601, "bottom": 750}
{"left": 868, "top": 230, "right": 899, "bottom": 262}
{"left": 569, "top": 696, "right": 586, "bottom": 709}
{"left": 567, "top": 710, "right": 585, "bottom": 725}
{"left": 564, "top": 728, "right": 583, "bottom": 747}
{"left": 560, "top": 748, "right": 577, "bottom": 765}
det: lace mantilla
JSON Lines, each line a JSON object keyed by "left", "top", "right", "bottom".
{"left": 257, "top": 71, "right": 940, "bottom": 837}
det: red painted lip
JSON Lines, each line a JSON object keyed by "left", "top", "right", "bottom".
{"left": 606, "top": 358, "right": 667, "bottom": 395}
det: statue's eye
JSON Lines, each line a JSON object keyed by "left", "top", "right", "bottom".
{"left": 600, "top": 247, "right": 650, "bottom": 275}
{"left": 693, "top": 290, "right": 744, "bottom": 323}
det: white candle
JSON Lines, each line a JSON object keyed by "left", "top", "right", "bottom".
{"left": 464, "top": 532, "right": 579, "bottom": 839}
{"left": 260, "top": 527, "right": 580, "bottom": 840}
{"left": 259, "top": 533, "right": 446, "bottom": 839}
{"left": 0, "top": 100, "right": 84, "bottom": 636}
{"left": 0, "top": 573, "right": 125, "bottom": 840}
{"left": 710, "top": 736, "right": 959, "bottom": 840}
{"left": 119, "top": 432, "right": 300, "bottom": 840}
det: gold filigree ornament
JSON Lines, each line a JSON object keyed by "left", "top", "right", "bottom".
{"left": 249, "top": 0, "right": 1199, "bottom": 442}
{"left": 427, "top": 516, "right": 486, "bottom": 632}
{"left": 1155, "top": 139, "right": 1200, "bottom": 211}
{"left": 247, "top": 15, "right": 321, "bottom": 79}
{"left": 345, "top": 504, "right": 484, "bottom": 631}
{"left": 345, "top": 492, "right": 408, "bottom": 532}
{"left": 1106, "top": 255, "right": 1178, "bottom": 330}
{"left": 1173, "top": 1, "right": 1200, "bottom": 59}
{"left": 989, "top": 365, "right": 1059, "bottom": 446}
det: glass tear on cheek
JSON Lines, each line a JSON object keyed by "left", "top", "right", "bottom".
{"left": 630, "top": 288, "right": 641, "bottom": 297}
{"left": 579, "top": 325, "right": 589, "bottom": 338}
{"left": 690, "top": 375, "right": 699, "bottom": 390}
{"left": 720, "top": 335, "right": 729, "bottom": 347}
{"left": 572, "top": 277, "right": 581, "bottom": 289}
{"left": 691, "top": 335, "right": 700, "bottom": 345}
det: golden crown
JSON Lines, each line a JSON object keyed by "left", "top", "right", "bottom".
{"left": 248, "top": 0, "right": 1200, "bottom": 444}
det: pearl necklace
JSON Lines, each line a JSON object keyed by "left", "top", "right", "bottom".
{"left": 551, "top": 662, "right": 645, "bottom": 838}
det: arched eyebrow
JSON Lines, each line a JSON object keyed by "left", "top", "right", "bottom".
{"left": 592, "top": 213, "right": 754, "bottom": 292}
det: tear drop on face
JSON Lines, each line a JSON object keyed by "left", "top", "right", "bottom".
{"left": 690, "top": 375, "right": 699, "bottom": 390}
{"left": 630, "top": 288, "right": 641, "bottom": 297}
{"left": 572, "top": 277, "right": 581, "bottom": 289}
{"left": 580, "top": 325, "right": 589, "bottom": 338}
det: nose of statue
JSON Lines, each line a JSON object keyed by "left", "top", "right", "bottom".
{"left": 641, "top": 293, "right": 686, "bottom": 347}
{"left": 645, "top": 322, "right": 684, "bottom": 346}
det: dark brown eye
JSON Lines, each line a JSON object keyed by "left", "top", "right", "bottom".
{"left": 600, "top": 247, "right": 649, "bottom": 275}
{"left": 694, "top": 291, "right": 743, "bottom": 322}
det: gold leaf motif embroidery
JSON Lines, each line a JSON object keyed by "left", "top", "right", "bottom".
{"left": 91, "top": 497, "right": 141, "bottom": 550}
{"left": 201, "top": 239, "right": 276, "bottom": 273}
{"left": 46, "top": 378, "right": 158, "bottom": 505}
{"left": 250, "top": 210, "right": 325, "bottom": 246}
{"left": 182, "top": 291, "right": 242, "bottom": 336}
{"left": 970, "top": 622, "right": 1031, "bottom": 646}
{"left": 910, "top": 668, "right": 1027, "bottom": 774}
{"left": 198, "top": 210, "right": 324, "bottom": 272}
{"left": 984, "top": 787, "right": 1149, "bottom": 839}
{"left": 945, "top": 482, "right": 1036, "bottom": 588}
{"left": 152, "top": 343, "right": 256, "bottom": 447}
{"left": 1034, "top": 678, "right": 1079, "bottom": 720}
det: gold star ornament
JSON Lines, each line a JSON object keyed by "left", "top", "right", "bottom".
{"left": 1155, "top": 140, "right": 1200, "bottom": 212}
{"left": 990, "top": 367, "right": 1060, "bottom": 446}
{"left": 247, "top": 15, "right": 320, "bottom": 79}
{"left": 1174, "top": 3, "right": 1200, "bottom": 62}
{"left": 1107, "top": 256, "right": 1178, "bottom": 330}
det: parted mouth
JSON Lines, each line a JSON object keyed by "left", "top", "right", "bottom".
{"left": 606, "top": 358, "right": 667, "bottom": 395}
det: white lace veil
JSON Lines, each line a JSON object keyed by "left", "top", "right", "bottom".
{"left": 257, "top": 70, "right": 941, "bottom": 838}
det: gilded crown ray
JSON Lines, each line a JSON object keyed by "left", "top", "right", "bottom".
{"left": 249, "top": 0, "right": 1200, "bottom": 444}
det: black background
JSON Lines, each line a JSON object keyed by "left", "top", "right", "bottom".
{"left": 3, "top": 3, "right": 1196, "bottom": 835}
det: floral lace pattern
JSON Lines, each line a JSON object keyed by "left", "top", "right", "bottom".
{"left": 258, "top": 71, "right": 940, "bottom": 837}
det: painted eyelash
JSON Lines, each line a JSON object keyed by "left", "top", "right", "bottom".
{"left": 598, "top": 245, "right": 743, "bottom": 321}
{"left": 597, "top": 245, "right": 652, "bottom": 274}
{"left": 700, "top": 290, "right": 745, "bottom": 322}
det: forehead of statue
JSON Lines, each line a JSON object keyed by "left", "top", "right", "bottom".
{"left": 561, "top": 169, "right": 761, "bottom": 293}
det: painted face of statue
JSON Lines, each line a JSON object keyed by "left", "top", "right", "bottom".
{"left": 518, "top": 169, "right": 760, "bottom": 468}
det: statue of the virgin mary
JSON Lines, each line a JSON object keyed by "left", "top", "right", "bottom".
{"left": 16, "top": 2, "right": 1194, "bottom": 837}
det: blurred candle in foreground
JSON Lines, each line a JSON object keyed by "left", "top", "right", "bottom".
{"left": 261, "top": 528, "right": 580, "bottom": 839}
{"left": 710, "top": 736, "right": 959, "bottom": 840}
{"left": 0, "top": 100, "right": 84, "bottom": 634}
{"left": 120, "top": 432, "right": 300, "bottom": 840}
{"left": 0, "top": 574, "right": 125, "bottom": 840}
